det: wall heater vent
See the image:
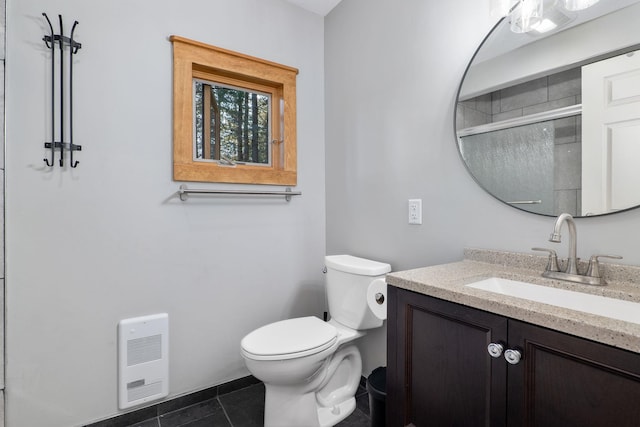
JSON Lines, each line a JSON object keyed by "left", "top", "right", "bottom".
{"left": 118, "top": 313, "right": 169, "bottom": 409}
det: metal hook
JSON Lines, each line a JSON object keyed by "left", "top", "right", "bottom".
{"left": 57, "top": 15, "right": 64, "bottom": 48}
{"left": 69, "top": 20, "right": 79, "bottom": 168}
{"left": 57, "top": 14, "right": 65, "bottom": 167}
{"left": 56, "top": 16, "right": 64, "bottom": 67}
{"left": 42, "top": 13, "right": 54, "bottom": 48}
{"left": 42, "top": 13, "right": 82, "bottom": 168}
{"left": 43, "top": 13, "right": 56, "bottom": 167}
{"left": 70, "top": 21, "right": 80, "bottom": 54}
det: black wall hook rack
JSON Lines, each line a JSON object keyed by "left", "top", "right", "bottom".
{"left": 42, "top": 13, "right": 82, "bottom": 168}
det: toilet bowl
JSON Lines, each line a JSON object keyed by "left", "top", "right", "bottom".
{"left": 240, "top": 255, "right": 391, "bottom": 427}
{"left": 242, "top": 317, "right": 363, "bottom": 426}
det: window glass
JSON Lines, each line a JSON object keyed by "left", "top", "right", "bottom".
{"left": 194, "top": 80, "right": 271, "bottom": 166}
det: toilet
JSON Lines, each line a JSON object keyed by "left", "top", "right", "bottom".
{"left": 240, "top": 255, "right": 391, "bottom": 427}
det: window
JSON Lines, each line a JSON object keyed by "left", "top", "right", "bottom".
{"left": 170, "top": 36, "right": 298, "bottom": 185}
{"left": 194, "top": 81, "right": 271, "bottom": 165}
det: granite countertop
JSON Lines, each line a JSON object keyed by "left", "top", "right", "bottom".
{"left": 385, "top": 248, "right": 640, "bottom": 353}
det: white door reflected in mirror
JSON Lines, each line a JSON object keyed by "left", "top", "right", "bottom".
{"left": 582, "top": 50, "right": 640, "bottom": 215}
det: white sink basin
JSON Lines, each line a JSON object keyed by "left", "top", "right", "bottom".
{"left": 466, "top": 277, "right": 640, "bottom": 325}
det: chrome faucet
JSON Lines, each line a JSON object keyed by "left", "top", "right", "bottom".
{"left": 549, "top": 213, "right": 579, "bottom": 275}
{"left": 532, "top": 213, "right": 622, "bottom": 286}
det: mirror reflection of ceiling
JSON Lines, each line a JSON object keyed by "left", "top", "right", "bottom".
{"left": 456, "top": 0, "right": 640, "bottom": 218}
{"left": 461, "top": 0, "right": 640, "bottom": 100}
{"left": 475, "top": 0, "right": 639, "bottom": 65}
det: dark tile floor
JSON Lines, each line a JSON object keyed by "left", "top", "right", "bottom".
{"left": 128, "top": 382, "right": 371, "bottom": 427}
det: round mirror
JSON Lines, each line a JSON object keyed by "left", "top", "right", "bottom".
{"left": 456, "top": 0, "right": 640, "bottom": 217}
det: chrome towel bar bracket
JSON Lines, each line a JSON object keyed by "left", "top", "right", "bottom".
{"left": 178, "top": 185, "right": 302, "bottom": 202}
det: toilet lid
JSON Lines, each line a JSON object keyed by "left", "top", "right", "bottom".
{"left": 241, "top": 316, "right": 338, "bottom": 361}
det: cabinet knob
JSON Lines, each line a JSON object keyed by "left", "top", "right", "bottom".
{"left": 487, "top": 342, "right": 504, "bottom": 358}
{"left": 504, "top": 349, "right": 522, "bottom": 365}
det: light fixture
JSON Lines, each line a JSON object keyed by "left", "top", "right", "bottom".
{"left": 491, "top": 0, "right": 544, "bottom": 32}
{"left": 532, "top": 18, "right": 558, "bottom": 33}
{"left": 530, "top": 5, "right": 573, "bottom": 34}
{"left": 510, "top": 0, "right": 544, "bottom": 33}
{"left": 492, "top": 0, "right": 595, "bottom": 34}
{"left": 563, "top": 0, "right": 600, "bottom": 11}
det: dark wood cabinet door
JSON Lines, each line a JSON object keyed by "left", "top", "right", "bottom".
{"left": 507, "top": 319, "right": 640, "bottom": 427}
{"left": 387, "top": 287, "right": 508, "bottom": 427}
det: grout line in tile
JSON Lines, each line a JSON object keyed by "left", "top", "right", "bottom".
{"left": 216, "top": 396, "right": 235, "bottom": 427}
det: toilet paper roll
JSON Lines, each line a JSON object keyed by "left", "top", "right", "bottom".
{"left": 367, "top": 278, "right": 388, "bottom": 320}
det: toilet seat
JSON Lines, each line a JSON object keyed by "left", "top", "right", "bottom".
{"left": 241, "top": 316, "right": 338, "bottom": 361}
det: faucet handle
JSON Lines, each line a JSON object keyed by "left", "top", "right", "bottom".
{"left": 586, "top": 254, "right": 623, "bottom": 279}
{"left": 532, "top": 247, "right": 560, "bottom": 272}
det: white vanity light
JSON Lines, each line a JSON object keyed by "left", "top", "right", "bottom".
{"left": 491, "top": 0, "right": 600, "bottom": 34}
{"left": 489, "top": 0, "right": 544, "bottom": 32}
{"left": 510, "top": 0, "right": 544, "bottom": 33}
{"left": 563, "top": 0, "right": 600, "bottom": 11}
{"left": 530, "top": 6, "right": 573, "bottom": 33}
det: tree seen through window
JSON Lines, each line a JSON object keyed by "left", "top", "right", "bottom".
{"left": 194, "top": 80, "right": 271, "bottom": 165}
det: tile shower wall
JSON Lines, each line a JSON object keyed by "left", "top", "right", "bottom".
{"left": 457, "top": 68, "right": 582, "bottom": 215}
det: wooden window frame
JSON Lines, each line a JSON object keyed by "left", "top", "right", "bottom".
{"left": 170, "top": 35, "right": 298, "bottom": 185}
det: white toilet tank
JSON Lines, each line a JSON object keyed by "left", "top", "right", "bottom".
{"left": 325, "top": 255, "right": 391, "bottom": 330}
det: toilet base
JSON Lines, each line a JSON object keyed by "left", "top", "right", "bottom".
{"left": 317, "top": 396, "right": 356, "bottom": 427}
{"left": 263, "top": 385, "right": 356, "bottom": 427}
{"left": 262, "top": 344, "right": 362, "bottom": 427}
{"left": 264, "top": 385, "right": 318, "bottom": 427}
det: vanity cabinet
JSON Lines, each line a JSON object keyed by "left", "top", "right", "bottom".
{"left": 387, "top": 286, "right": 640, "bottom": 427}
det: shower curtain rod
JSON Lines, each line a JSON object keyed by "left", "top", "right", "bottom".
{"left": 457, "top": 104, "right": 582, "bottom": 138}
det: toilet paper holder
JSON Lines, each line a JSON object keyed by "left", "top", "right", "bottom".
{"left": 375, "top": 293, "right": 385, "bottom": 305}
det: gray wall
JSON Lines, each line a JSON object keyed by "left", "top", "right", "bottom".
{"left": 325, "top": 0, "right": 640, "bottom": 294}
{"left": 5, "top": 0, "right": 325, "bottom": 425}
{"left": 0, "top": 0, "right": 5, "bottom": 423}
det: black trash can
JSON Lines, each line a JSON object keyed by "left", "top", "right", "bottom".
{"left": 366, "top": 366, "right": 386, "bottom": 427}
